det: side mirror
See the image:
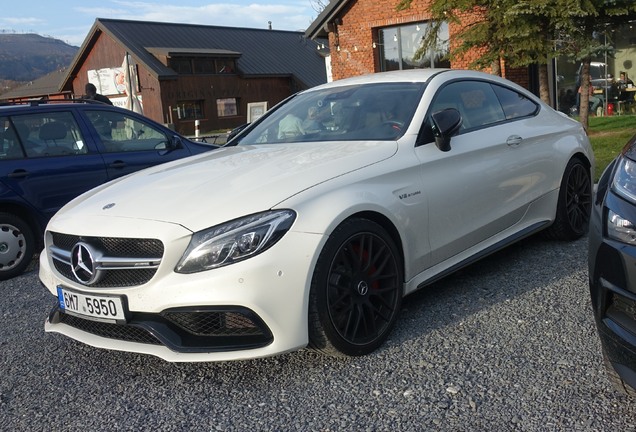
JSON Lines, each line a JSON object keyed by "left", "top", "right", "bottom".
{"left": 169, "top": 135, "right": 184, "bottom": 150}
{"left": 431, "top": 108, "right": 462, "bottom": 152}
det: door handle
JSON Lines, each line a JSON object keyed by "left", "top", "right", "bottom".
{"left": 506, "top": 135, "right": 523, "bottom": 146}
{"left": 109, "top": 161, "right": 127, "bottom": 168}
{"left": 8, "top": 169, "right": 28, "bottom": 178}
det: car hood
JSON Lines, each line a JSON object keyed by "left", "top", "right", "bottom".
{"left": 56, "top": 141, "right": 397, "bottom": 232}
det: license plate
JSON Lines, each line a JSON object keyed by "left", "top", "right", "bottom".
{"left": 57, "top": 286, "right": 126, "bottom": 322}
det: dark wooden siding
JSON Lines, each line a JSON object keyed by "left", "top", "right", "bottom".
{"left": 72, "top": 30, "right": 302, "bottom": 135}
{"left": 160, "top": 75, "right": 293, "bottom": 135}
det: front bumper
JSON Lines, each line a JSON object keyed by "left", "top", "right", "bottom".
{"left": 589, "top": 190, "right": 636, "bottom": 391}
{"left": 40, "top": 217, "right": 325, "bottom": 362}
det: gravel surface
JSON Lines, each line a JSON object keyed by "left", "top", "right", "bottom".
{"left": 2, "top": 235, "right": 636, "bottom": 431}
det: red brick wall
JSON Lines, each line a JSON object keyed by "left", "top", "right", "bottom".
{"left": 328, "top": 0, "right": 529, "bottom": 88}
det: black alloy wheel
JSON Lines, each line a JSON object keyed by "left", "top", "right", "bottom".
{"left": 544, "top": 157, "right": 592, "bottom": 241}
{"left": 308, "top": 218, "right": 403, "bottom": 356}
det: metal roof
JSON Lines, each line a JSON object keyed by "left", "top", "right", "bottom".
{"left": 0, "top": 68, "right": 71, "bottom": 100}
{"left": 75, "top": 18, "right": 329, "bottom": 89}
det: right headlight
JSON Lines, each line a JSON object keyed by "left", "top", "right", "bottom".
{"left": 611, "top": 155, "right": 636, "bottom": 203}
{"left": 607, "top": 209, "right": 636, "bottom": 244}
{"left": 608, "top": 156, "right": 636, "bottom": 244}
{"left": 175, "top": 210, "right": 296, "bottom": 274}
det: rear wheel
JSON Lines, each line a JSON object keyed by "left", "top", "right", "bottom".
{"left": 544, "top": 157, "right": 591, "bottom": 241}
{"left": 308, "top": 218, "right": 403, "bottom": 357}
{"left": 0, "top": 213, "right": 35, "bottom": 280}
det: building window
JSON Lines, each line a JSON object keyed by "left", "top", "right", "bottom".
{"left": 175, "top": 101, "right": 204, "bottom": 120}
{"left": 193, "top": 58, "right": 215, "bottom": 74}
{"left": 555, "top": 22, "right": 636, "bottom": 116}
{"left": 217, "top": 98, "right": 238, "bottom": 117}
{"left": 216, "top": 59, "right": 236, "bottom": 74}
{"left": 170, "top": 57, "right": 237, "bottom": 75}
{"left": 378, "top": 22, "right": 450, "bottom": 71}
{"left": 169, "top": 58, "right": 193, "bottom": 74}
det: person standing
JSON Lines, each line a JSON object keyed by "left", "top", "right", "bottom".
{"left": 84, "top": 83, "right": 113, "bottom": 105}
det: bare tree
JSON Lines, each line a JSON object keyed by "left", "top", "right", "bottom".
{"left": 310, "top": 0, "right": 329, "bottom": 14}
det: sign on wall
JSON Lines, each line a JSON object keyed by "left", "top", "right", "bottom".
{"left": 87, "top": 65, "right": 139, "bottom": 97}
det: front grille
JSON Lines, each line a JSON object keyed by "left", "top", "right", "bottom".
{"left": 50, "top": 232, "right": 164, "bottom": 287}
{"left": 53, "top": 259, "right": 158, "bottom": 287}
{"left": 52, "top": 233, "right": 164, "bottom": 257}
{"left": 58, "top": 311, "right": 162, "bottom": 345}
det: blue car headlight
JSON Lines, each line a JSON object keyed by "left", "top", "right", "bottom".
{"left": 176, "top": 210, "right": 296, "bottom": 273}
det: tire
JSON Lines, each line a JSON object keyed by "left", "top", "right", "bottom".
{"left": 603, "top": 351, "right": 636, "bottom": 398}
{"left": 308, "top": 218, "right": 403, "bottom": 357}
{"left": 543, "top": 157, "right": 592, "bottom": 241}
{"left": 0, "top": 212, "right": 35, "bottom": 280}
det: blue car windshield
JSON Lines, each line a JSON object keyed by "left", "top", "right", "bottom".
{"left": 236, "top": 82, "right": 426, "bottom": 145}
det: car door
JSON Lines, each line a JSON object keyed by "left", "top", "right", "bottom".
{"left": 415, "top": 80, "right": 544, "bottom": 266}
{"left": 83, "top": 109, "right": 194, "bottom": 180}
{"left": 0, "top": 110, "right": 108, "bottom": 221}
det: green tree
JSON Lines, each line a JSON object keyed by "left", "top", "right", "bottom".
{"left": 398, "top": 0, "right": 636, "bottom": 130}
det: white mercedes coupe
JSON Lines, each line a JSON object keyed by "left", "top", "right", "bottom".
{"left": 39, "top": 69, "right": 594, "bottom": 362}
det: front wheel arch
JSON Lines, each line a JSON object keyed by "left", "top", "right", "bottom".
{"left": 543, "top": 154, "right": 593, "bottom": 241}
{"left": 308, "top": 217, "right": 405, "bottom": 357}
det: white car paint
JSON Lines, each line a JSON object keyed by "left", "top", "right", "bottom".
{"left": 39, "top": 69, "right": 594, "bottom": 361}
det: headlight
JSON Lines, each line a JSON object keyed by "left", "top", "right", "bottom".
{"left": 176, "top": 210, "right": 296, "bottom": 273}
{"left": 607, "top": 209, "right": 636, "bottom": 244}
{"left": 611, "top": 156, "right": 636, "bottom": 203}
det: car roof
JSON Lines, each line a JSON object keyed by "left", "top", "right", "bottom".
{"left": 302, "top": 69, "right": 538, "bottom": 101}
{"left": 0, "top": 100, "right": 115, "bottom": 112}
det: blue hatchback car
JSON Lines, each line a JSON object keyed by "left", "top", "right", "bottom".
{"left": 0, "top": 100, "right": 216, "bottom": 279}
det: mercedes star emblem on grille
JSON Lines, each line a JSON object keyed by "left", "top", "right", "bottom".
{"left": 71, "top": 242, "right": 100, "bottom": 285}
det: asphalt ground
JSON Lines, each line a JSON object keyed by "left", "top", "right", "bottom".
{"left": 2, "top": 235, "right": 636, "bottom": 431}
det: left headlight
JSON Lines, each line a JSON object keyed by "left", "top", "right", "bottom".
{"left": 176, "top": 210, "right": 296, "bottom": 274}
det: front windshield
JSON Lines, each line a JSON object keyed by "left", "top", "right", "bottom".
{"left": 237, "top": 82, "right": 426, "bottom": 145}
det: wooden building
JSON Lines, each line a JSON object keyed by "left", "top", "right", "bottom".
{"left": 13, "top": 19, "right": 328, "bottom": 135}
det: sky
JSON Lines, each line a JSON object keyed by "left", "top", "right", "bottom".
{"left": 0, "top": 0, "right": 320, "bottom": 47}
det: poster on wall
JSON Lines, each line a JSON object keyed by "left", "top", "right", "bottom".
{"left": 111, "top": 95, "right": 143, "bottom": 111}
{"left": 87, "top": 66, "right": 137, "bottom": 96}
{"left": 247, "top": 102, "right": 268, "bottom": 122}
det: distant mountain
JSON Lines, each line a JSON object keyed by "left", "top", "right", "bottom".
{"left": 0, "top": 33, "right": 78, "bottom": 82}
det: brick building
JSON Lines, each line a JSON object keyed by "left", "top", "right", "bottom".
{"left": 306, "top": 0, "right": 533, "bottom": 91}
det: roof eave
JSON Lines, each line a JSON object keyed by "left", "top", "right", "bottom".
{"left": 305, "top": 0, "right": 351, "bottom": 40}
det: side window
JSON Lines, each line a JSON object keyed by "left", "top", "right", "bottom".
{"left": 86, "top": 110, "right": 169, "bottom": 152}
{"left": 0, "top": 117, "right": 25, "bottom": 160}
{"left": 422, "top": 80, "right": 506, "bottom": 144}
{"left": 4, "top": 112, "right": 87, "bottom": 158}
{"left": 491, "top": 84, "right": 539, "bottom": 120}
{"left": 453, "top": 81, "right": 505, "bottom": 129}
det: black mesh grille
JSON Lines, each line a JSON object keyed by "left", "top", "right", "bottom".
{"left": 162, "top": 310, "right": 265, "bottom": 336}
{"left": 51, "top": 233, "right": 164, "bottom": 257}
{"left": 50, "top": 232, "right": 163, "bottom": 287}
{"left": 611, "top": 295, "right": 636, "bottom": 320}
{"left": 58, "top": 312, "right": 162, "bottom": 345}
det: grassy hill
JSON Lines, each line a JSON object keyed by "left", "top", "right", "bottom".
{"left": 0, "top": 33, "right": 77, "bottom": 82}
